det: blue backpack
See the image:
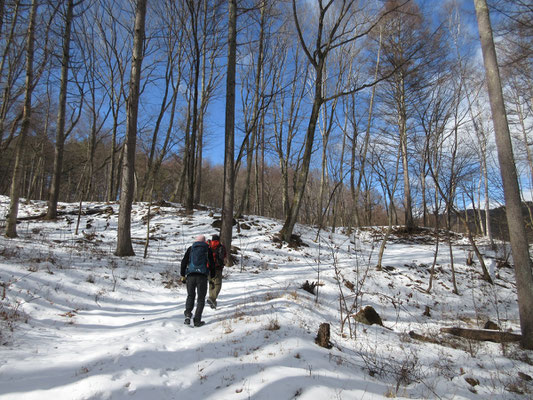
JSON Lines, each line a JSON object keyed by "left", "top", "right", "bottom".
{"left": 186, "top": 242, "right": 209, "bottom": 276}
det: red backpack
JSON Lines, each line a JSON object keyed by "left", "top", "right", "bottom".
{"left": 208, "top": 239, "right": 226, "bottom": 268}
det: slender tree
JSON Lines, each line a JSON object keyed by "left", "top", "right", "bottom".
{"left": 351, "top": 26, "right": 382, "bottom": 228}
{"left": 474, "top": 0, "right": 533, "bottom": 349}
{"left": 46, "top": 0, "right": 77, "bottom": 220}
{"left": 184, "top": 0, "right": 202, "bottom": 212}
{"left": 378, "top": 0, "right": 435, "bottom": 231}
{"left": 279, "top": 0, "right": 408, "bottom": 242}
{"left": 236, "top": 0, "right": 267, "bottom": 217}
{"left": 221, "top": 0, "right": 237, "bottom": 261}
{"left": 271, "top": 42, "right": 307, "bottom": 222}
{"left": 115, "top": 0, "right": 147, "bottom": 256}
{"left": 0, "top": 0, "right": 23, "bottom": 153}
{"left": 5, "top": 0, "right": 37, "bottom": 238}
{"left": 93, "top": 1, "right": 129, "bottom": 202}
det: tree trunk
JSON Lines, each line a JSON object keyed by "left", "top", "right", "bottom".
{"left": 398, "top": 72, "right": 414, "bottom": 230}
{"left": 255, "top": 113, "right": 265, "bottom": 216}
{"left": 115, "top": 0, "right": 147, "bottom": 256}
{"left": 238, "top": 2, "right": 266, "bottom": 217}
{"left": 5, "top": 0, "right": 37, "bottom": 238}
{"left": 353, "top": 27, "right": 382, "bottom": 228}
{"left": 427, "top": 192, "right": 440, "bottom": 293}
{"left": 513, "top": 84, "right": 533, "bottom": 229}
{"left": 0, "top": 0, "right": 5, "bottom": 38}
{"left": 280, "top": 59, "right": 323, "bottom": 242}
{"left": 85, "top": 89, "right": 98, "bottom": 200}
{"left": 375, "top": 145, "right": 401, "bottom": 269}
{"left": 171, "top": 90, "right": 192, "bottom": 203}
{"left": 139, "top": 59, "right": 172, "bottom": 202}
{"left": 481, "top": 149, "right": 493, "bottom": 244}
{"left": 221, "top": 0, "right": 237, "bottom": 258}
{"left": 106, "top": 118, "right": 118, "bottom": 201}
{"left": 0, "top": 0, "right": 21, "bottom": 152}
{"left": 194, "top": 0, "right": 209, "bottom": 206}
{"left": 46, "top": 0, "right": 74, "bottom": 220}
{"left": 152, "top": 85, "right": 179, "bottom": 196}
{"left": 475, "top": 0, "right": 533, "bottom": 350}
{"left": 185, "top": 0, "right": 202, "bottom": 213}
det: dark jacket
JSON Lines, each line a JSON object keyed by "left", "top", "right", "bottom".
{"left": 181, "top": 241, "right": 215, "bottom": 278}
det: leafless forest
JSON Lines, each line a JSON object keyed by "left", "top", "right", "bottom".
{"left": 0, "top": 0, "right": 529, "bottom": 233}
{"left": 0, "top": 0, "right": 532, "bottom": 348}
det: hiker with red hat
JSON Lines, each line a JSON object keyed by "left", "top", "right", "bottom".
{"left": 206, "top": 234, "right": 226, "bottom": 310}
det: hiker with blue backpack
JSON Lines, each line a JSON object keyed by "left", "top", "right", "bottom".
{"left": 180, "top": 234, "right": 215, "bottom": 327}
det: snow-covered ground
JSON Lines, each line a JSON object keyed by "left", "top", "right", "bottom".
{"left": 0, "top": 195, "right": 531, "bottom": 399}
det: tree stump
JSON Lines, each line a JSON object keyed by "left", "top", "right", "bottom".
{"left": 423, "top": 306, "right": 431, "bottom": 317}
{"left": 315, "top": 323, "right": 332, "bottom": 349}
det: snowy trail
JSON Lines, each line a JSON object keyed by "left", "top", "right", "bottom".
{"left": 0, "top": 283, "right": 187, "bottom": 399}
{"left": 0, "top": 255, "right": 332, "bottom": 400}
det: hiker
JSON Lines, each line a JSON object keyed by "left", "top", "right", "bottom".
{"left": 206, "top": 234, "right": 226, "bottom": 310}
{"left": 180, "top": 234, "right": 215, "bottom": 327}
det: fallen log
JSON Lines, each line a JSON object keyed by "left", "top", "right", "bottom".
{"left": 440, "top": 327, "right": 522, "bottom": 343}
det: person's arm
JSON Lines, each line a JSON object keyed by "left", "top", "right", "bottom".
{"left": 181, "top": 247, "right": 191, "bottom": 277}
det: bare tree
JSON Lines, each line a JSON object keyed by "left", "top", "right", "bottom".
{"left": 138, "top": 1, "right": 185, "bottom": 202}
{"left": 220, "top": 0, "right": 237, "bottom": 258}
{"left": 93, "top": 1, "right": 129, "bottom": 202}
{"left": 79, "top": 15, "right": 111, "bottom": 201}
{"left": 279, "top": 0, "right": 408, "bottom": 242}
{"left": 194, "top": 0, "right": 225, "bottom": 206}
{"left": 5, "top": 0, "right": 38, "bottom": 237}
{"left": 236, "top": 0, "right": 268, "bottom": 217}
{"left": 0, "top": 0, "right": 24, "bottom": 153}
{"left": 183, "top": 0, "right": 203, "bottom": 213}
{"left": 371, "top": 131, "right": 401, "bottom": 269}
{"left": 271, "top": 40, "right": 307, "bottom": 221}
{"left": 350, "top": 27, "right": 382, "bottom": 229}
{"left": 474, "top": 0, "right": 533, "bottom": 349}
{"left": 46, "top": 0, "right": 79, "bottom": 220}
{"left": 115, "top": 0, "right": 147, "bottom": 256}
{"left": 377, "top": 0, "right": 438, "bottom": 231}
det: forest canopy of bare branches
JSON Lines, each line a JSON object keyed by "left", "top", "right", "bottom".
{"left": 0, "top": 0, "right": 531, "bottom": 239}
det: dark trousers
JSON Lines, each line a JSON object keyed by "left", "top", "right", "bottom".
{"left": 185, "top": 273, "right": 208, "bottom": 323}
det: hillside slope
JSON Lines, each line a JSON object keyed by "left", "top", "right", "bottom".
{"left": 0, "top": 197, "right": 532, "bottom": 399}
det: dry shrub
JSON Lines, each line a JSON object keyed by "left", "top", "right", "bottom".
{"left": 265, "top": 317, "right": 280, "bottom": 331}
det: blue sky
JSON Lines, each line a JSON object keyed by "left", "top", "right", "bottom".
{"left": 201, "top": 0, "right": 482, "bottom": 167}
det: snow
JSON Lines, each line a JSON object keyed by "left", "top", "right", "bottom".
{"left": 0, "top": 196, "right": 532, "bottom": 399}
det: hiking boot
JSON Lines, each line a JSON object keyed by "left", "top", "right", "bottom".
{"left": 184, "top": 317, "right": 191, "bottom": 325}
{"left": 207, "top": 298, "right": 216, "bottom": 310}
{"left": 193, "top": 320, "right": 205, "bottom": 327}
